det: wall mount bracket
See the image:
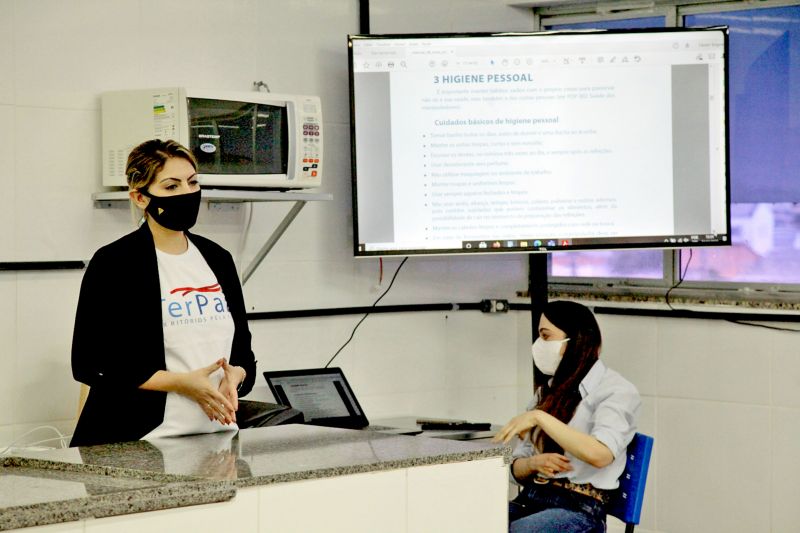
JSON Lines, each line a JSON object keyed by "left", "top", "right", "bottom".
{"left": 92, "top": 189, "right": 333, "bottom": 284}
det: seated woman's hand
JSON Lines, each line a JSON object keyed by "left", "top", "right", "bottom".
{"left": 530, "top": 453, "right": 573, "bottom": 478}
{"left": 493, "top": 410, "right": 541, "bottom": 444}
{"left": 176, "top": 359, "right": 236, "bottom": 424}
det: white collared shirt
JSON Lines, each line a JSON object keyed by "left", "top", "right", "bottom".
{"left": 511, "top": 359, "right": 641, "bottom": 490}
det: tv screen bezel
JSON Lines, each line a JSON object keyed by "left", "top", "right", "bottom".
{"left": 348, "top": 27, "right": 731, "bottom": 257}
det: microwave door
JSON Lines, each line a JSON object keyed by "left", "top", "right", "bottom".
{"left": 189, "top": 98, "right": 256, "bottom": 176}
{"left": 255, "top": 103, "right": 288, "bottom": 176}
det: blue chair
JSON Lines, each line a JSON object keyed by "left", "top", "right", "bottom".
{"left": 607, "top": 432, "right": 654, "bottom": 533}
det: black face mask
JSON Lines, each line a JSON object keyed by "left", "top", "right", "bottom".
{"left": 139, "top": 189, "right": 202, "bottom": 231}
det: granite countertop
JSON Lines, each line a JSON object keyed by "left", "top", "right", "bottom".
{"left": 0, "top": 455, "right": 235, "bottom": 531}
{"left": 4, "top": 424, "right": 511, "bottom": 530}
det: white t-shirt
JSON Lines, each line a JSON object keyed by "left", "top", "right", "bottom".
{"left": 143, "top": 240, "right": 238, "bottom": 440}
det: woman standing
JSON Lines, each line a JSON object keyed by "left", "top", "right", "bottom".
{"left": 494, "top": 300, "right": 640, "bottom": 532}
{"left": 71, "top": 139, "right": 256, "bottom": 447}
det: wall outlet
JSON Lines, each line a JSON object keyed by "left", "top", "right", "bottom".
{"left": 480, "top": 299, "right": 509, "bottom": 313}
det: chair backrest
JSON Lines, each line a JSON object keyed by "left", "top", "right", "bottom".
{"left": 607, "top": 432, "right": 654, "bottom": 530}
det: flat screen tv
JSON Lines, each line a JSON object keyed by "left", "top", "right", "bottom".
{"left": 348, "top": 27, "right": 730, "bottom": 256}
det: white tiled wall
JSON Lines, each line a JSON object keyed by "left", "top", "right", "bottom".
{"left": 771, "top": 327, "right": 800, "bottom": 408}
{"left": 597, "top": 312, "right": 800, "bottom": 533}
{"left": 15, "top": 272, "right": 83, "bottom": 424}
{"left": 0, "top": 1, "right": 14, "bottom": 105}
{"left": 598, "top": 314, "right": 658, "bottom": 397}
{"left": 136, "top": 0, "right": 260, "bottom": 92}
{"left": 660, "top": 398, "right": 771, "bottom": 532}
{"left": 772, "top": 407, "right": 800, "bottom": 532}
{"left": 0, "top": 274, "right": 16, "bottom": 428}
{"left": 0, "top": 105, "right": 15, "bottom": 252}
{"left": 14, "top": 106, "right": 100, "bottom": 260}
{"left": 2, "top": 1, "right": 799, "bottom": 532}
{"left": 656, "top": 318, "right": 771, "bottom": 404}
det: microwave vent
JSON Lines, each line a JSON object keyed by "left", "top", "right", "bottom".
{"left": 107, "top": 148, "right": 127, "bottom": 184}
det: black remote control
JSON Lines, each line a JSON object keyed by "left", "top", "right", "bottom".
{"left": 420, "top": 422, "right": 492, "bottom": 431}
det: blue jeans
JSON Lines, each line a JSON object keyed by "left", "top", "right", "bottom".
{"left": 509, "top": 483, "right": 606, "bottom": 533}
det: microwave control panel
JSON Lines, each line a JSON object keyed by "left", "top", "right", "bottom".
{"left": 301, "top": 113, "right": 322, "bottom": 183}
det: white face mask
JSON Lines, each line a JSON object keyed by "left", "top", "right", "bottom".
{"left": 531, "top": 337, "right": 569, "bottom": 376}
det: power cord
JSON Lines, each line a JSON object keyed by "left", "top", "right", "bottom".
{"left": 324, "top": 257, "right": 409, "bottom": 368}
{"left": 725, "top": 320, "right": 800, "bottom": 332}
{"left": 237, "top": 201, "right": 254, "bottom": 277}
{"left": 665, "top": 249, "right": 693, "bottom": 310}
{"left": 0, "top": 425, "right": 71, "bottom": 455}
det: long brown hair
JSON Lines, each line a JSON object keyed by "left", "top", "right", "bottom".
{"left": 533, "top": 300, "right": 601, "bottom": 453}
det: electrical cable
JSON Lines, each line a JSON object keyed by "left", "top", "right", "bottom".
{"left": 0, "top": 425, "right": 70, "bottom": 455}
{"left": 324, "top": 257, "right": 409, "bottom": 368}
{"left": 237, "top": 201, "right": 254, "bottom": 277}
{"left": 20, "top": 435, "right": 73, "bottom": 448}
{"left": 725, "top": 320, "right": 800, "bottom": 333}
{"left": 665, "top": 248, "right": 693, "bottom": 310}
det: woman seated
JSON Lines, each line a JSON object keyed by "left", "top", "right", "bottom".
{"left": 494, "top": 300, "right": 640, "bottom": 533}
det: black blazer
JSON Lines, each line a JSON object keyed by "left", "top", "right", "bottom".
{"left": 70, "top": 225, "right": 257, "bottom": 447}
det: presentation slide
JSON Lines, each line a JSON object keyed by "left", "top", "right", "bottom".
{"left": 389, "top": 66, "right": 674, "bottom": 244}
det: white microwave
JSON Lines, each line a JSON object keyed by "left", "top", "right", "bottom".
{"left": 101, "top": 87, "right": 323, "bottom": 189}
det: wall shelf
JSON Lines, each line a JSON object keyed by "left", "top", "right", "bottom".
{"left": 93, "top": 189, "right": 332, "bottom": 205}
{"left": 92, "top": 189, "right": 333, "bottom": 284}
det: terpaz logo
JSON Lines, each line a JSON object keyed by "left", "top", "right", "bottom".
{"left": 170, "top": 283, "right": 221, "bottom": 297}
{"left": 161, "top": 283, "right": 230, "bottom": 325}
